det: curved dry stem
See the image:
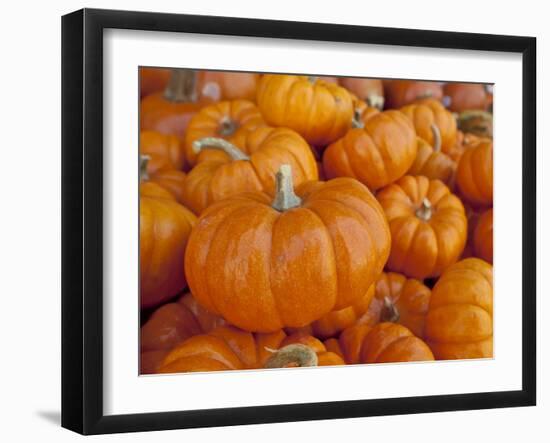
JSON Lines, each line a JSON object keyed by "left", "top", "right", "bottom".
{"left": 164, "top": 69, "right": 198, "bottom": 102}
{"left": 192, "top": 137, "right": 250, "bottom": 161}
{"left": 366, "top": 93, "right": 385, "bottom": 110}
{"left": 415, "top": 197, "right": 433, "bottom": 221}
{"left": 430, "top": 123, "right": 442, "bottom": 152}
{"left": 380, "top": 296, "right": 400, "bottom": 323}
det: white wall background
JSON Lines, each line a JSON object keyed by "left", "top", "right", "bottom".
{"left": 0, "top": 0, "right": 545, "bottom": 441}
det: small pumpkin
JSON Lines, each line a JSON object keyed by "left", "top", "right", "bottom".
{"left": 140, "top": 67, "right": 171, "bottom": 98}
{"left": 456, "top": 138, "right": 493, "bottom": 207}
{"left": 473, "top": 208, "right": 493, "bottom": 264}
{"left": 180, "top": 127, "right": 318, "bottom": 214}
{"left": 140, "top": 155, "right": 187, "bottom": 203}
{"left": 322, "top": 110, "right": 417, "bottom": 190}
{"left": 185, "top": 164, "right": 390, "bottom": 332}
{"left": 339, "top": 78, "right": 384, "bottom": 109}
{"left": 360, "top": 323, "right": 434, "bottom": 363}
{"left": 362, "top": 272, "right": 431, "bottom": 338}
{"left": 424, "top": 258, "right": 493, "bottom": 359}
{"left": 442, "top": 83, "right": 493, "bottom": 113}
{"left": 157, "top": 326, "right": 342, "bottom": 373}
{"left": 256, "top": 74, "right": 354, "bottom": 147}
{"left": 140, "top": 189, "right": 197, "bottom": 309}
{"left": 400, "top": 98, "right": 458, "bottom": 154}
{"left": 377, "top": 175, "right": 467, "bottom": 279}
{"left": 199, "top": 71, "right": 260, "bottom": 102}
{"left": 183, "top": 99, "right": 266, "bottom": 167}
{"left": 140, "top": 69, "right": 212, "bottom": 149}
{"left": 407, "top": 127, "right": 455, "bottom": 185}
{"left": 383, "top": 80, "right": 443, "bottom": 109}
{"left": 140, "top": 293, "right": 226, "bottom": 373}
{"left": 140, "top": 130, "right": 185, "bottom": 173}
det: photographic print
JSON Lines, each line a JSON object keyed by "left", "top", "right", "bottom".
{"left": 138, "top": 69, "right": 494, "bottom": 375}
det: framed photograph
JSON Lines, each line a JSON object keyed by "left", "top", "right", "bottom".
{"left": 61, "top": 8, "right": 536, "bottom": 435}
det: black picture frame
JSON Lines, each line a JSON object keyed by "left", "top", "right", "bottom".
{"left": 61, "top": 8, "right": 537, "bottom": 435}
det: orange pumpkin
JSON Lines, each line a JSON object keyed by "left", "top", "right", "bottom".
{"left": 407, "top": 121, "right": 456, "bottom": 185}
{"left": 400, "top": 98, "right": 458, "bottom": 154}
{"left": 180, "top": 127, "right": 318, "bottom": 214}
{"left": 339, "top": 78, "right": 384, "bottom": 109}
{"left": 199, "top": 71, "right": 260, "bottom": 102}
{"left": 360, "top": 323, "right": 434, "bottom": 363}
{"left": 289, "top": 284, "right": 376, "bottom": 340}
{"left": 140, "top": 155, "right": 187, "bottom": 204}
{"left": 352, "top": 99, "right": 380, "bottom": 126}
{"left": 377, "top": 175, "right": 467, "bottom": 279}
{"left": 330, "top": 323, "right": 434, "bottom": 364}
{"left": 140, "top": 67, "right": 171, "bottom": 98}
{"left": 442, "top": 83, "right": 493, "bottom": 113}
{"left": 473, "top": 208, "right": 493, "bottom": 264}
{"left": 322, "top": 110, "right": 417, "bottom": 190}
{"left": 362, "top": 272, "right": 431, "bottom": 338}
{"left": 140, "top": 293, "right": 225, "bottom": 374}
{"left": 157, "top": 326, "right": 343, "bottom": 373}
{"left": 183, "top": 100, "right": 266, "bottom": 167}
{"left": 140, "top": 69, "right": 212, "bottom": 151}
{"left": 424, "top": 258, "right": 493, "bottom": 359}
{"left": 185, "top": 165, "right": 390, "bottom": 332}
{"left": 383, "top": 80, "right": 443, "bottom": 109}
{"left": 140, "top": 131, "right": 185, "bottom": 174}
{"left": 456, "top": 138, "right": 493, "bottom": 207}
{"left": 140, "top": 191, "right": 196, "bottom": 309}
{"left": 256, "top": 74, "right": 354, "bottom": 147}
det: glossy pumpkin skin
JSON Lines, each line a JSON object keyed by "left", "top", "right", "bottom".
{"left": 140, "top": 67, "right": 171, "bottom": 98}
{"left": 140, "top": 70, "right": 212, "bottom": 148}
{"left": 360, "top": 323, "right": 434, "bottom": 363}
{"left": 289, "top": 284, "right": 376, "bottom": 340}
{"left": 442, "top": 83, "right": 493, "bottom": 113}
{"left": 377, "top": 175, "right": 467, "bottom": 279}
{"left": 140, "top": 131, "right": 185, "bottom": 174}
{"left": 140, "top": 293, "right": 225, "bottom": 373}
{"left": 256, "top": 75, "right": 354, "bottom": 147}
{"left": 424, "top": 258, "right": 493, "bottom": 359}
{"left": 400, "top": 98, "right": 458, "bottom": 154}
{"left": 180, "top": 127, "right": 318, "bottom": 214}
{"left": 140, "top": 195, "right": 197, "bottom": 309}
{"left": 339, "top": 78, "right": 384, "bottom": 109}
{"left": 199, "top": 71, "right": 260, "bottom": 102}
{"left": 407, "top": 137, "right": 455, "bottom": 185}
{"left": 456, "top": 138, "right": 493, "bottom": 207}
{"left": 157, "top": 326, "right": 342, "bottom": 373}
{"left": 362, "top": 272, "right": 431, "bottom": 338}
{"left": 473, "top": 208, "right": 493, "bottom": 264}
{"left": 183, "top": 100, "right": 266, "bottom": 167}
{"left": 383, "top": 80, "right": 443, "bottom": 109}
{"left": 185, "top": 174, "right": 391, "bottom": 332}
{"left": 323, "top": 110, "right": 417, "bottom": 190}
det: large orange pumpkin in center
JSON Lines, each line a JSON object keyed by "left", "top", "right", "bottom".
{"left": 185, "top": 165, "right": 391, "bottom": 332}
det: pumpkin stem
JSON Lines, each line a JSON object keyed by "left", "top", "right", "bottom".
{"left": 140, "top": 155, "right": 150, "bottom": 181}
{"left": 307, "top": 76, "right": 318, "bottom": 84}
{"left": 430, "top": 124, "right": 442, "bottom": 152}
{"left": 164, "top": 69, "right": 198, "bottom": 102}
{"left": 366, "top": 93, "right": 385, "bottom": 110}
{"left": 218, "top": 117, "right": 237, "bottom": 137}
{"left": 272, "top": 164, "right": 302, "bottom": 212}
{"left": 457, "top": 110, "right": 493, "bottom": 138}
{"left": 415, "top": 198, "right": 433, "bottom": 221}
{"left": 192, "top": 137, "right": 250, "bottom": 161}
{"left": 380, "top": 296, "right": 400, "bottom": 323}
{"left": 264, "top": 344, "right": 318, "bottom": 368}
{"left": 352, "top": 108, "right": 364, "bottom": 129}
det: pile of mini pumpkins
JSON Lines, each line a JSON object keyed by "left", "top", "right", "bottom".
{"left": 139, "top": 68, "right": 494, "bottom": 374}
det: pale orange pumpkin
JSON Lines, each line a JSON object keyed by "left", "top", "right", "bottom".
{"left": 456, "top": 138, "right": 493, "bottom": 207}
{"left": 407, "top": 127, "right": 455, "bottom": 185}
{"left": 473, "top": 208, "right": 493, "bottom": 264}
